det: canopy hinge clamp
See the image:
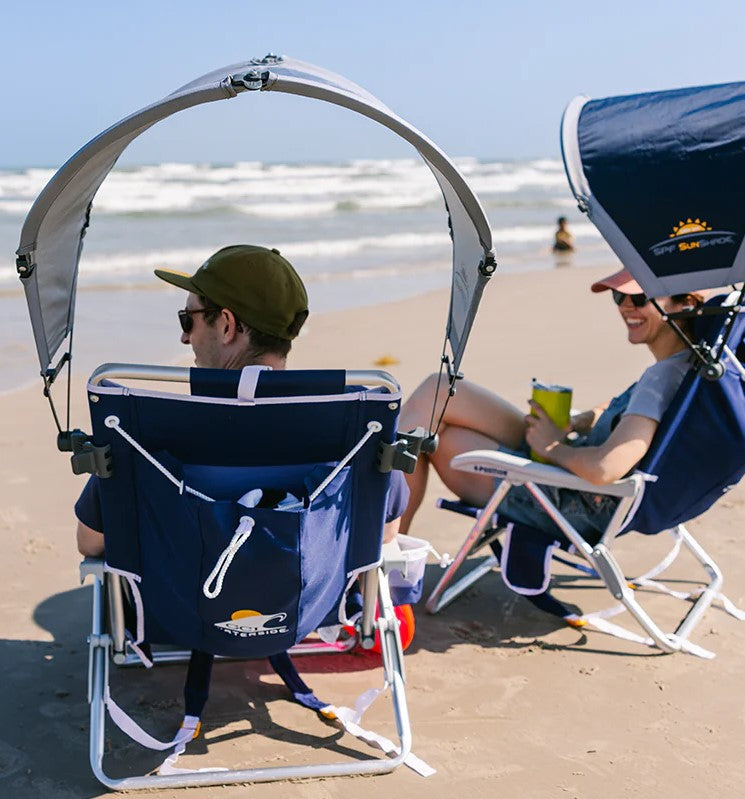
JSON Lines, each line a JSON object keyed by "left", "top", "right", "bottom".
{"left": 230, "top": 69, "right": 270, "bottom": 92}
{"left": 479, "top": 252, "right": 497, "bottom": 277}
{"left": 377, "top": 427, "right": 438, "bottom": 474}
{"left": 251, "top": 53, "right": 284, "bottom": 66}
{"left": 58, "top": 429, "right": 113, "bottom": 478}
{"left": 43, "top": 352, "right": 71, "bottom": 392}
{"left": 442, "top": 355, "right": 464, "bottom": 390}
{"left": 16, "top": 252, "right": 35, "bottom": 279}
{"left": 694, "top": 343, "right": 727, "bottom": 381}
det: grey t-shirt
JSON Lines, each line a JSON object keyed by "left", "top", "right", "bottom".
{"left": 580, "top": 349, "right": 692, "bottom": 448}
{"left": 496, "top": 350, "right": 692, "bottom": 539}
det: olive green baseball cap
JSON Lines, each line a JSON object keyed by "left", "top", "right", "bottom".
{"left": 154, "top": 245, "right": 309, "bottom": 340}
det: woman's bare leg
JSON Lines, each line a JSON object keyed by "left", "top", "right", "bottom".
{"left": 399, "top": 374, "right": 526, "bottom": 447}
{"left": 398, "top": 375, "right": 526, "bottom": 532}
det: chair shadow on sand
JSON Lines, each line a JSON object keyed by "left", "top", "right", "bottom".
{"left": 0, "top": 557, "right": 665, "bottom": 796}
{"left": 0, "top": 582, "right": 390, "bottom": 795}
{"left": 407, "top": 560, "right": 670, "bottom": 659}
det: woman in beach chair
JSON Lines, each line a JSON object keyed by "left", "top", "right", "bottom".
{"left": 398, "top": 266, "right": 704, "bottom": 541}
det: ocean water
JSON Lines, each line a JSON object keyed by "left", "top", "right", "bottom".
{"left": 0, "top": 158, "right": 617, "bottom": 392}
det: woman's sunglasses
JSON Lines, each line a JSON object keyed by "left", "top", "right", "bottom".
{"left": 178, "top": 307, "right": 211, "bottom": 334}
{"left": 611, "top": 289, "right": 649, "bottom": 308}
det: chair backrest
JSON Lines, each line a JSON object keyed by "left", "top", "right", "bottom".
{"left": 87, "top": 366, "right": 401, "bottom": 657}
{"left": 628, "top": 297, "right": 745, "bottom": 534}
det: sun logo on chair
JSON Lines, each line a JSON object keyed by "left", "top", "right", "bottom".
{"left": 214, "top": 609, "right": 290, "bottom": 637}
{"left": 668, "top": 218, "right": 712, "bottom": 237}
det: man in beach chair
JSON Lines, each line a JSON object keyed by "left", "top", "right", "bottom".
{"left": 76, "top": 245, "right": 407, "bottom": 558}
{"left": 74, "top": 245, "right": 426, "bottom": 789}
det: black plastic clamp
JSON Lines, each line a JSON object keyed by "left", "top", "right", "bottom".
{"left": 377, "top": 426, "right": 438, "bottom": 474}
{"left": 58, "top": 429, "right": 113, "bottom": 478}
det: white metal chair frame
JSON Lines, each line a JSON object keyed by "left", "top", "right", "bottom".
{"left": 426, "top": 450, "right": 724, "bottom": 655}
{"left": 78, "top": 365, "right": 416, "bottom": 791}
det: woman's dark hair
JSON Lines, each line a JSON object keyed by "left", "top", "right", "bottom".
{"left": 669, "top": 293, "right": 704, "bottom": 337}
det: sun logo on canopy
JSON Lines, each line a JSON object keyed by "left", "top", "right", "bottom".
{"left": 669, "top": 218, "right": 712, "bottom": 238}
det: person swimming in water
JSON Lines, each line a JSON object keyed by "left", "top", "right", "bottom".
{"left": 553, "top": 216, "right": 574, "bottom": 252}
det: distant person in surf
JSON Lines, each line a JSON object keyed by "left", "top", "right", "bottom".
{"left": 552, "top": 216, "right": 574, "bottom": 253}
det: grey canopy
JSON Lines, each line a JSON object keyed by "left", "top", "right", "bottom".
{"left": 17, "top": 55, "right": 495, "bottom": 376}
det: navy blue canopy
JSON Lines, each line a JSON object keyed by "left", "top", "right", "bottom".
{"left": 561, "top": 81, "right": 745, "bottom": 297}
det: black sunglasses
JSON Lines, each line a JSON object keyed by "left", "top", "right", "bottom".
{"left": 611, "top": 289, "right": 649, "bottom": 308}
{"left": 178, "top": 307, "right": 211, "bottom": 334}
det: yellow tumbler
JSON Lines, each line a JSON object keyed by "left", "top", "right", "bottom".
{"left": 530, "top": 379, "right": 572, "bottom": 463}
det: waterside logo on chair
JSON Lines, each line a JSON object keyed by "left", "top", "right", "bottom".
{"left": 214, "top": 609, "right": 290, "bottom": 638}
{"left": 649, "top": 218, "right": 737, "bottom": 257}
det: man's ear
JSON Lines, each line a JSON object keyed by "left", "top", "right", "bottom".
{"left": 220, "top": 308, "right": 240, "bottom": 343}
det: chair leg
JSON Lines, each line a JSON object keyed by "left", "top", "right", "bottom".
{"left": 376, "top": 570, "right": 412, "bottom": 762}
{"left": 83, "top": 559, "right": 417, "bottom": 789}
{"left": 426, "top": 481, "right": 511, "bottom": 614}
{"left": 589, "top": 542, "right": 681, "bottom": 653}
{"left": 87, "top": 569, "right": 114, "bottom": 786}
{"left": 671, "top": 525, "right": 723, "bottom": 640}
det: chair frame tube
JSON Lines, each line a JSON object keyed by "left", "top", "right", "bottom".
{"left": 425, "top": 450, "right": 725, "bottom": 654}
{"left": 78, "top": 364, "right": 413, "bottom": 789}
{"left": 82, "top": 563, "right": 412, "bottom": 790}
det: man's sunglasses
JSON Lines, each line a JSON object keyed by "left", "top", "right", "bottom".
{"left": 611, "top": 289, "right": 649, "bottom": 308}
{"left": 178, "top": 307, "right": 211, "bottom": 334}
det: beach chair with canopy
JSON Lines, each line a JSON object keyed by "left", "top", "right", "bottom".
{"left": 426, "top": 81, "right": 745, "bottom": 657}
{"left": 16, "top": 55, "right": 495, "bottom": 789}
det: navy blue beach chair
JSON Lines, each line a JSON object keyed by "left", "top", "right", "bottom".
{"left": 79, "top": 363, "right": 433, "bottom": 790}
{"left": 426, "top": 295, "right": 745, "bottom": 657}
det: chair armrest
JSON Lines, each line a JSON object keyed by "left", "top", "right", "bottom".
{"left": 450, "top": 449, "right": 640, "bottom": 499}
{"left": 80, "top": 557, "right": 105, "bottom": 583}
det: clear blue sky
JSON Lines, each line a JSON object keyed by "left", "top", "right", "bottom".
{"left": 1, "top": 0, "right": 743, "bottom": 167}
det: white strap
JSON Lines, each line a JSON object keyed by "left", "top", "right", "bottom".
{"left": 103, "top": 564, "right": 147, "bottom": 651}
{"left": 630, "top": 577, "right": 745, "bottom": 621}
{"left": 126, "top": 637, "right": 153, "bottom": 669}
{"left": 425, "top": 543, "right": 453, "bottom": 568}
{"left": 580, "top": 605, "right": 715, "bottom": 659}
{"left": 202, "top": 516, "right": 255, "bottom": 599}
{"left": 716, "top": 593, "right": 745, "bottom": 621}
{"left": 237, "top": 365, "right": 271, "bottom": 402}
{"left": 631, "top": 532, "right": 684, "bottom": 584}
{"left": 105, "top": 690, "right": 197, "bottom": 751}
{"left": 104, "top": 696, "right": 228, "bottom": 776}
{"left": 324, "top": 685, "right": 435, "bottom": 777}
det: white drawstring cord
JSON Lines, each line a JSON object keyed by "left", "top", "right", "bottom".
{"left": 281, "top": 421, "right": 383, "bottom": 511}
{"left": 105, "top": 416, "right": 215, "bottom": 502}
{"left": 202, "top": 516, "right": 255, "bottom": 599}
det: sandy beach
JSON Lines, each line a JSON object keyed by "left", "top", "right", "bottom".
{"left": 1, "top": 263, "right": 744, "bottom": 798}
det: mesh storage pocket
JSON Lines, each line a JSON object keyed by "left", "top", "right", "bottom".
{"left": 296, "top": 464, "right": 352, "bottom": 638}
